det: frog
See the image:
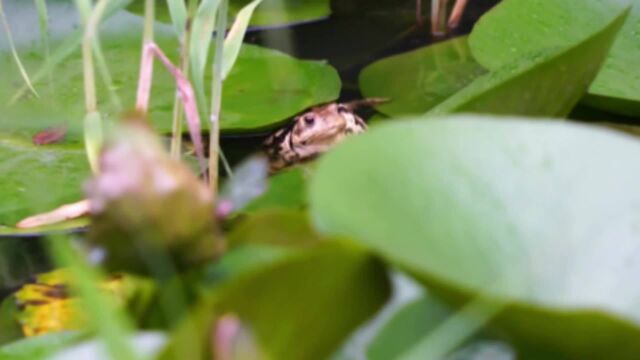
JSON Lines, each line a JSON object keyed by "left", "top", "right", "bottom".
{"left": 263, "top": 98, "right": 387, "bottom": 173}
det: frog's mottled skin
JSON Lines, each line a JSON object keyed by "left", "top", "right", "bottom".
{"left": 264, "top": 99, "right": 385, "bottom": 173}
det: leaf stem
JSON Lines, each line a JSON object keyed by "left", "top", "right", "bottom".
{"left": 209, "top": 0, "right": 228, "bottom": 197}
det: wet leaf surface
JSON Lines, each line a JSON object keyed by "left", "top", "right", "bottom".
{"left": 359, "top": 36, "right": 487, "bottom": 116}
{"left": 0, "top": 135, "right": 88, "bottom": 226}
{"left": 0, "top": 12, "right": 340, "bottom": 137}
{"left": 429, "top": 4, "right": 629, "bottom": 117}
{"left": 310, "top": 116, "right": 640, "bottom": 359}
{"left": 468, "top": 0, "right": 639, "bottom": 116}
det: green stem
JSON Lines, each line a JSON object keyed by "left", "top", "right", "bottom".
{"left": 34, "top": 0, "right": 52, "bottom": 89}
{"left": 209, "top": 0, "right": 228, "bottom": 197}
{"left": 170, "top": 0, "right": 198, "bottom": 159}
{"left": 143, "top": 0, "right": 154, "bottom": 43}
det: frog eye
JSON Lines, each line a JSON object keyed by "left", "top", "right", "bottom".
{"left": 303, "top": 115, "right": 315, "bottom": 126}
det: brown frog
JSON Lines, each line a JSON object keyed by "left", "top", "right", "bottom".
{"left": 264, "top": 98, "right": 386, "bottom": 173}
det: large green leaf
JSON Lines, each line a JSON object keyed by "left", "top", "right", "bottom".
{"left": 428, "top": 3, "right": 629, "bottom": 116}
{"left": 359, "top": 36, "right": 486, "bottom": 117}
{"left": 309, "top": 116, "right": 640, "bottom": 359}
{"left": 0, "top": 136, "right": 88, "bottom": 226}
{"left": 468, "top": 0, "right": 639, "bottom": 116}
{"left": 163, "top": 242, "right": 391, "bottom": 360}
{"left": 0, "top": 17, "right": 340, "bottom": 136}
{"left": 584, "top": 2, "right": 640, "bottom": 116}
{"left": 468, "top": 0, "right": 628, "bottom": 70}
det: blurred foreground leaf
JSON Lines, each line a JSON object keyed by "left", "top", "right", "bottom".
{"left": 163, "top": 242, "right": 391, "bottom": 360}
{"left": 310, "top": 116, "right": 640, "bottom": 359}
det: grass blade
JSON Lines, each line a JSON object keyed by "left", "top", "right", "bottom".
{"left": 0, "top": 0, "right": 39, "bottom": 98}
{"left": 221, "top": 0, "right": 263, "bottom": 79}
{"left": 190, "top": 0, "right": 221, "bottom": 114}
{"left": 34, "top": 0, "right": 52, "bottom": 87}
{"left": 208, "top": 0, "right": 228, "bottom": 195}
{"left": 166, "top": 0, "right": 188, "bottom": 37}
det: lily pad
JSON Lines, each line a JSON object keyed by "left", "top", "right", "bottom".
{"left": 163, "top": 242, "right": 391, "bottom": 360}
{"left": 310, "top": 116, "right": 640, "bottom": 359}
{"left": 429, "top": 4, "right": 629, "bottom": 117}
{"left": 468, "top": 0, "right": 628, "bottom": 70}
{"left": 0, "top": 18, "right": 340, "bottom": 136}
{"left": 127, "top": 0, "right": 331, "bottom": 28}
{"left": 584, "top": 2, "right": 640, "bottom": 116}
{"left": 230, "top": 0, "right": 330, "bottom": 27}
{"left": 0, "top": 135, "right": 89, "bottom": 226}
{"left": 468, "top": 0, "right": 639, "bottom": 116}
{"left": 359, "top": 36, "right": 487, "bottom": 117}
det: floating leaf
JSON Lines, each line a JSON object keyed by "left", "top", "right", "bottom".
{"left": 230, "top": 0, "right": 329, "bottom": 27}
{"left": 429, "top": 4, "right": 629, "bottom": 117}
{"left": 0, "top": 135, "right": 88, "bottom": 226}
{"left": 310, "top": 116, "right": 640, "bottom": 359}
{"left": 0, "top": 19, "right": 340, "bottom": 136}
{"left": 127, "top": 0, "right": 331, "bottom": 27}
{"left": 585, "top": 2, "right": 640, "bottom": 116}
{"left": 359, "top": 36, "right": 486, "bottom": 117}
{"left": 468, "top": 0, "right": 639, "bottom": 116}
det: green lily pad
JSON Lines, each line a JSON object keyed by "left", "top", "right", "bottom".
{"left": 127, "top": 0, "right": 331, "bottom": 27}
{"left": 310, "top": 116, "right": 640, "bottom": 359}
{"left": 584, "top": 2, "right": 640, "bottom": 116}
{"left": 0, "top": 136, "right": 89, "bottom": 226}
{"left": 0, "top": 18, "right": 340, "bottom": 136}
{"left": 358, "top": 36, "right": 487, "bottom": 117}
{"left": 230, "top": 0, "right": 330, "bottom": 27}
{"left": 163, "top": 242, "right": 391, "bottom": 360}
{"left": 429, "top": 4, "right": 629, "bottom": 117}
{"left": 468, "top": 0, "right": 639, "bottom": 116}
{"left": 468, "top": 0, "right": 628, "bottom": 70}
